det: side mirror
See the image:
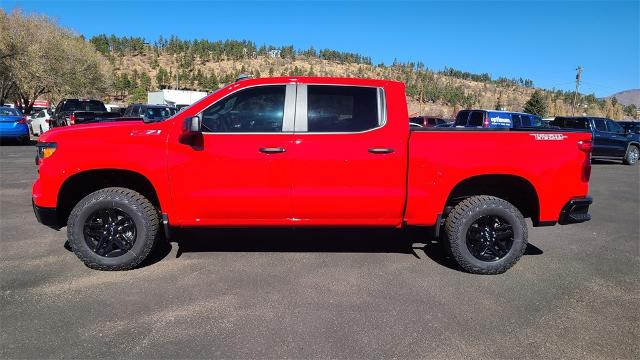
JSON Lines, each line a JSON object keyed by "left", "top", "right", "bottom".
{"left": 184, "top": 116, "right": 201, "bottom": 133}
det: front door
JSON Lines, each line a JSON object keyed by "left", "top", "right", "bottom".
{"left": 168, "top": 84, "right": 296, "bottom": 226}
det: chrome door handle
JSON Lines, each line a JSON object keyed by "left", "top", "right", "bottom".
{"left": 368, "top": 147, "right": 394, "bottom": 154}
{"left": 259, "top": 147, "right": 286, "bottom": 154}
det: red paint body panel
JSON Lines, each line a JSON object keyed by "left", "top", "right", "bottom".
{"left": 404, "top": 131, "right": 591, "bottom": 225}
{"left": 33, "top": 76, "right": 591, "bottom": 230}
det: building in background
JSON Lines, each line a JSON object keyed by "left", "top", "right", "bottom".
{"left": 147, "top": 90, "right": 208, "bottom": 109}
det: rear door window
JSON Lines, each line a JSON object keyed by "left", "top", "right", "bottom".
{"left": 306, "top": 85, "right": 380, "bottom": 132}
{"left": 468, "top": 111, "right": 484, "bottom": 127}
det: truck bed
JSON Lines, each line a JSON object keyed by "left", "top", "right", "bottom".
{"left": 404, "top": 127, "right": 592, "bottom": 226}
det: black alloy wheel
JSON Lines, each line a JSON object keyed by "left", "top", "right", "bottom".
{"left": 465, "top": 215, "right": 514, "bottom": 262}
{"left": 83, "top": 208, "right": 137, "bottom": 257}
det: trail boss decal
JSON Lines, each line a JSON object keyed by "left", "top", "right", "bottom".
{"left": 530, "top": 133, "right": 568, "bottom": 140}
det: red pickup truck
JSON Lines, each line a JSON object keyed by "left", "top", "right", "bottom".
{"left": 33, "top": 77, "right": 593, "bottom": 274}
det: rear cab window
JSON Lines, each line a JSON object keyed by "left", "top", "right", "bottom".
{"left": 553, "top": 117, "right": 590, "bottom": 130}
{"left": 61, "top": 100, "right": 107, "bottom": 112}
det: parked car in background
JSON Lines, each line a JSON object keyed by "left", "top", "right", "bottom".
{"left": 455, "top": 110, "right": 543, "bottom": 128}
{"left": 123, "top": 104, "right": 177, "bottom": 122}
{"left": 410, "top": 116, "right": 447, "bottom": 128}
{"left": 52, "top": 99, "right": 120, "bottom": 127}
{"left": 0, "top": 107, "right": 29, "bottom": 143}
{"left": 29, "top": 109, "right": 53, "bottom": 136}
{"left": 552, "top": 116, "right": 640, "bottom": 165}
{"left": 618, "top": 121, "right": 640, "bottom": 135}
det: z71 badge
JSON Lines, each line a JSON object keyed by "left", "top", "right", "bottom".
{"left": 530, "top": 133, "right": 568, "bottom": 140}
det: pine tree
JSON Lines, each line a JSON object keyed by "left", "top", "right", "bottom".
{"left": 523, "top": 90, "right": 547, "bottom": 116}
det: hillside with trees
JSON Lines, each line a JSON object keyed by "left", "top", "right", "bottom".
{"left": 89, "top": 34, "right": 636, "bottom": 119}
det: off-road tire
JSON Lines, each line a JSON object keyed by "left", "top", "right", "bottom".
{"left": 623, "top": 145, "right": 639, "bottom": 165}
{"left": 67, "top": 187, "right": 159, "bottom": 270}
{"left": 444, "top": 195, "right": 527, "bottom": 275}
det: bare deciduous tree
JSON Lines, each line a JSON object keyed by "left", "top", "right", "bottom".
{"left": 0, "top": 9, "right": 112, "bottom": 114}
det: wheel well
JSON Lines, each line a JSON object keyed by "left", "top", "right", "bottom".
{"left": 57, "top": 169, "right": 160, "bottom": 227}
{"left": 445, "top": 174, "right": 540, "bottom": 224}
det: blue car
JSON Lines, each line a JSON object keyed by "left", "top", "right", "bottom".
{"left": 0, "top": 107, "right": 30, "bottom": 143}
{"left": 454, "top": 109, "right": 543, "bottom": 128}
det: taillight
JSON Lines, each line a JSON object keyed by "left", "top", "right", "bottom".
{"left": 578, "top": 140, "right": 592, "bottom": 182}
{"left": 69, "top": 113, "right": 76, "bottom": 125}
{"left": 483, "top": 114, "right": 489, "bottom": 128}
{"left": 17, "top": 116, "right": 27, "bottom": 124}
{"left": 577, "top": 140, "right": 592, "bottom": 153}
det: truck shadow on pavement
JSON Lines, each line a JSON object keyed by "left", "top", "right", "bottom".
{"left": 141, "top": 227, "right": 543, "bottom": 273}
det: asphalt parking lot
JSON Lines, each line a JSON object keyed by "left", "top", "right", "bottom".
{"left": 1, "top": 143, "right": 638, "bottom": 359}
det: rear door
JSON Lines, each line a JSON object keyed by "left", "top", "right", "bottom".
{"left": 289, "top": 84, "right": 407, "bottom": 225}
{"left": 605, "top": 119, "right": 628, "bottom": 157}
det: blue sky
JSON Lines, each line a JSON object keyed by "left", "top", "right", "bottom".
{"left": 3, "top": 0, "right": 638, "bottom": 96}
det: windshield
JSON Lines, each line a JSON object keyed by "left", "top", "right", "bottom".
{"left": 0, "top": 108, "right": 22, "bottom": 116}
{"left": 62, "top": 100, "right": 107, "bottom": 112}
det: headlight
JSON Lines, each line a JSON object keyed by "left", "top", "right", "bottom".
{"left": 36, "top": 142, "right": 57, "bottom": 161}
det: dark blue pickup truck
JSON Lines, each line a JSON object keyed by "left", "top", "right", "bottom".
{"left": 551, "top": 116, "right": 640, "bottom": 165}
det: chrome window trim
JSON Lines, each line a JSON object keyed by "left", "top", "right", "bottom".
{"left": 283, "top": 84, "right": 296, "bottom": 132}
{"left": 294, "top": 84, "right": 308, "bottom": 132}
{"left": 197, "top": 83, "right": 294, "bottom": 135}
{"left": 295, "top": 84, "right": 388, "bottom": 135}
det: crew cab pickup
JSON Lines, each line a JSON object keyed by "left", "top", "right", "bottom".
{"left": 51, "top": 99, "right": 120, "bottom": 127}
{"left": 551, "top": 116, "right": 639, "bottom": 165}
{"left": 32, "top": 77, "right": 593, "bottom": 274}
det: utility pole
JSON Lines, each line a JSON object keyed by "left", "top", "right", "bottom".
{"left": 572, "top": 66, "right": 582, "bottom": 115}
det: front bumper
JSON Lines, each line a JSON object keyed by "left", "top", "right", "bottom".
{"left": 32, "top": 199, "right": 60, "bottom": 230}
{"left": 559, "top": 197, "right": 592, "bottom": 225}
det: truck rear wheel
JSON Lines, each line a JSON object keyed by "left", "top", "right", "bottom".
{"left": 67, "top": 187, "right": 159, "bottom": 270}
{"left": 444, "top": 195, "right": 527, "bottom": 274}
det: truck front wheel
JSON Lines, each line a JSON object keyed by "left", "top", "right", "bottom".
{"left": 444, "top": 195, "right": 528, "bottom": 274}
{"left": 67, "top": 187, "right": 160, "bottom": 270}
